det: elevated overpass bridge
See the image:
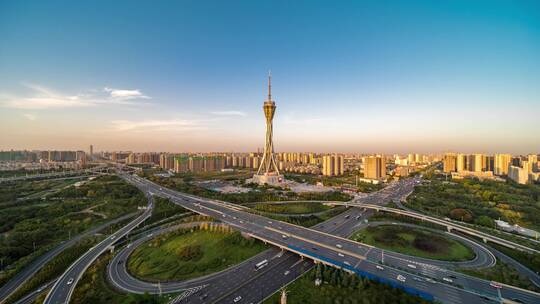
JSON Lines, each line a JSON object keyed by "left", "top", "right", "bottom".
{"left": 120, "top": 174, "right": 540, "bottom": 304}
{"left": 324, "top": 202, "right": 540, "bottom": 255}
{"left": 0, "top": 164, "right": 109, "bottom": 184}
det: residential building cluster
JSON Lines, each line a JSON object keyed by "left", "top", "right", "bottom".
{"left": 443, "top": 153, "right": 540, "bottom": 184}
{"left": 0, "top": 150, "right": 87, "bottom": 170}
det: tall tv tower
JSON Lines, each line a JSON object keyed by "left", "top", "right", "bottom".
{"left": 253, "top": 71, "right": 284, "bottom": 184}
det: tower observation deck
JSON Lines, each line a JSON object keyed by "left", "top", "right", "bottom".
{"left": 253, "top": 72, "right": 284, "bottom": 185}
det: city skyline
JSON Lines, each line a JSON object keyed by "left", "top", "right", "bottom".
{"left": 1, "top": 1, "right": 540, "bottom": 154}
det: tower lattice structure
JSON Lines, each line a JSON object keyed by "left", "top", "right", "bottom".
{"left": 256, "top": 72, "right": 281, "bottom": 176}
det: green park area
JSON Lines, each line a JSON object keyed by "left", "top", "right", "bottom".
{"left": 264, "top": 264, "right": 431, "bottom": 304}
{"left": 0, "top": 175, "right": 146, "bottom": 287}
{"left": 253, "top": 202, "right": 332, "bottom": 214}
{"left": 286, "top": 172, "right": 384, "bottom": 193}
{"left": 127, "top": 226, "right": 267, "bottom": 282}
{"left": 139, "top": 170, "right": 351, "bottom": 205}
{"left": 351, "top": 225, "right": 474, "bottom": 261}
{"left": 406, "top": 176, "right": 540, "bottom": 231}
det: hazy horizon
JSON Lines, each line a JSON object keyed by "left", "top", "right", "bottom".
{"left": 1, "top": 1, "right": 539, "bottom": 154}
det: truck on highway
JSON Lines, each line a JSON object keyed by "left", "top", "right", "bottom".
{"left": 254, "top": 259, "right": 268, "bottom": 271}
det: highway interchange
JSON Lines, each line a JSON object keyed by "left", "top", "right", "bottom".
{"left": 42, "top": 190, "right": 154, "bottom": 304}
{"left": 98, "top": 173, "right": 540, "bottom": 304}
{"left": 5, "top": 171, "right": 540, "bottom": 304}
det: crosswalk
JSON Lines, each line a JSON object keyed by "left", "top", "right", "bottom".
{"left": 169, "top": 284, "right": 209, "bottom": 304}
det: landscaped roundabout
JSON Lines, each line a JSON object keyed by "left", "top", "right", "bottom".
{"left": 351, "top": 223, "right": 475, "bottom": 261}
{"left": 127, "top": 224, "right": 267, "bottom": 282}
{"left": 106, "top": 204, "right": 497, "bottom": 302}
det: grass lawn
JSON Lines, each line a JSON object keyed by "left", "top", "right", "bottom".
{"left": 72, "top": 253, "right": 175, "bottom": 304}
{"left": 253, "top": 202, "right": 332, "bottom": 214}
{"left": 351, "top": 225, "right": 475, "bottom": 261}
{"left": 128, "top": 228, "right": 267, "bottom": 281}
{"left": 0, "top": 175, "right": 146, "bottom": 288}
{"left": 459, "top": 261, "right": 540, "bottom": 292}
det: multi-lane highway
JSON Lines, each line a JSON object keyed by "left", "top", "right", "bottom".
{"left": 0, "top": 212, "right": 137, "bottom": 304}
{"left": 43, "top": 183, "right": 153, "bottom": 304}
{"left": 119, "top": 174, "right": 540, "bottom": 304}
{"left": 0, "top": 165, "right": 108, "bottom": 184}
{"left": 327, "top": 202, "right": 540, "bottom": 254}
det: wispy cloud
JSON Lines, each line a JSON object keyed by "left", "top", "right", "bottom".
{"left": 211, "top": 110, "right": 247, "bottom": 117}
{"left": 0, "top": 83, "right": 151, "bottom": 109}
{"left": 23, "top": 113, "right": 36, "bottom": 121}
{"left": 110, "top": 119, "right": 206, "bottom": 132}
{"left": 104, "top": 87, "right": 150, "bottom": 100}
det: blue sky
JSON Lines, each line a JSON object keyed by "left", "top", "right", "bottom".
{"left": 1, "top": 0, "right": 539, "bottom": 154}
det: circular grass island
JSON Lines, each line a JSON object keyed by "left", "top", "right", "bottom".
{"left": 127, "top": 225, "right": 267, "bottom": 282}
{"left": 253, "top": 202, "right": 332, "bottom": 215}
{"left": 350, "top": 224, "right": 475, "bottom": 261}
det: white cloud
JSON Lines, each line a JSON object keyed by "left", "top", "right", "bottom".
{"left": 110, "top": 119, "right": 206, "bottom": 132}
{"left": 211, "top": 111, "right": 247, "bottom": 117}
{"left": 23, "top": 113, "right": 36, "bottom": 121}
{"left": 0, "top": 83, "right": 151, "bottom": 109}
{"left": 104, "top": 87, "right": 150, "bottom": 100}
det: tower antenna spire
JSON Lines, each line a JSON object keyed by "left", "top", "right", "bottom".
{"left": 268, "top": 70, "right": 272, "bottom": 101}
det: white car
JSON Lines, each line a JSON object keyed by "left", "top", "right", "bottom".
{"left": 67, "top": 278, "right": 74, "bottom": 285}
{"left": 344, "top": 261, "right": 351, "bottom": 266}
{"left": 284, "top": 270, "right": 290, "bottom": 275}
{"left": 376, "top": 265, "right": 384, "bottom": 271}
{"left": 336, "top": 244, "right": 342, "bottom": 248}
{"left": 426, "top": 278, "right": 436, "bottom": 283}
{"left": 338, "top": 253, "right": 344, "bottom": 257}
{"left": 407, "top": 264, "right": 417, "bottom": 269}
{"left": 443, "top": 277, "right": 453, "bottom": 283}
{"left": 233, "top": 296, "right": 242, "bottom": 302}
{"left": 110, "top": 235, "right": 116, "bottom": 240}
{"left": 397, "top": 275, "right": 406, "bottom": 282}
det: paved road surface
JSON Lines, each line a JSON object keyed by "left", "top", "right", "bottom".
{"left": 42, "top": 185, "right": 153, "bottom": 304}
{"left": 122, "top": 174, "right": 540, "bottom": 304}
{"left": 0, "top": 212, "right": 137, "bottom": 303}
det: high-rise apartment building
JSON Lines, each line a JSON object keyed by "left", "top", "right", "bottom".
{"left": 322, "top": 155, "right": 344, "bottom": 176}
{"left": 494, "top": 154, "right": 512, "bottom": 176}
{"left": 528, "top": 154, "right": 538, "bottom": 172}
{"left": 469, "top": 154, "right": 484, "bottom": 172}
{"left": 456, "top": 153, "right": 467, "bottom": 172}
{"left": 159, "top": 153, "right": 176, "bottom": 170}
{"left": 483, "top": 155, "right": 494, "bottom": 172}
{"left": 443, "top": 153, "right": 457, "bottom": 173}
{"left": 364, "top": 156, "right": 386, "bottom": 180}
{"left": 508, "top": 161, "right": 531, "bottom": 184}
